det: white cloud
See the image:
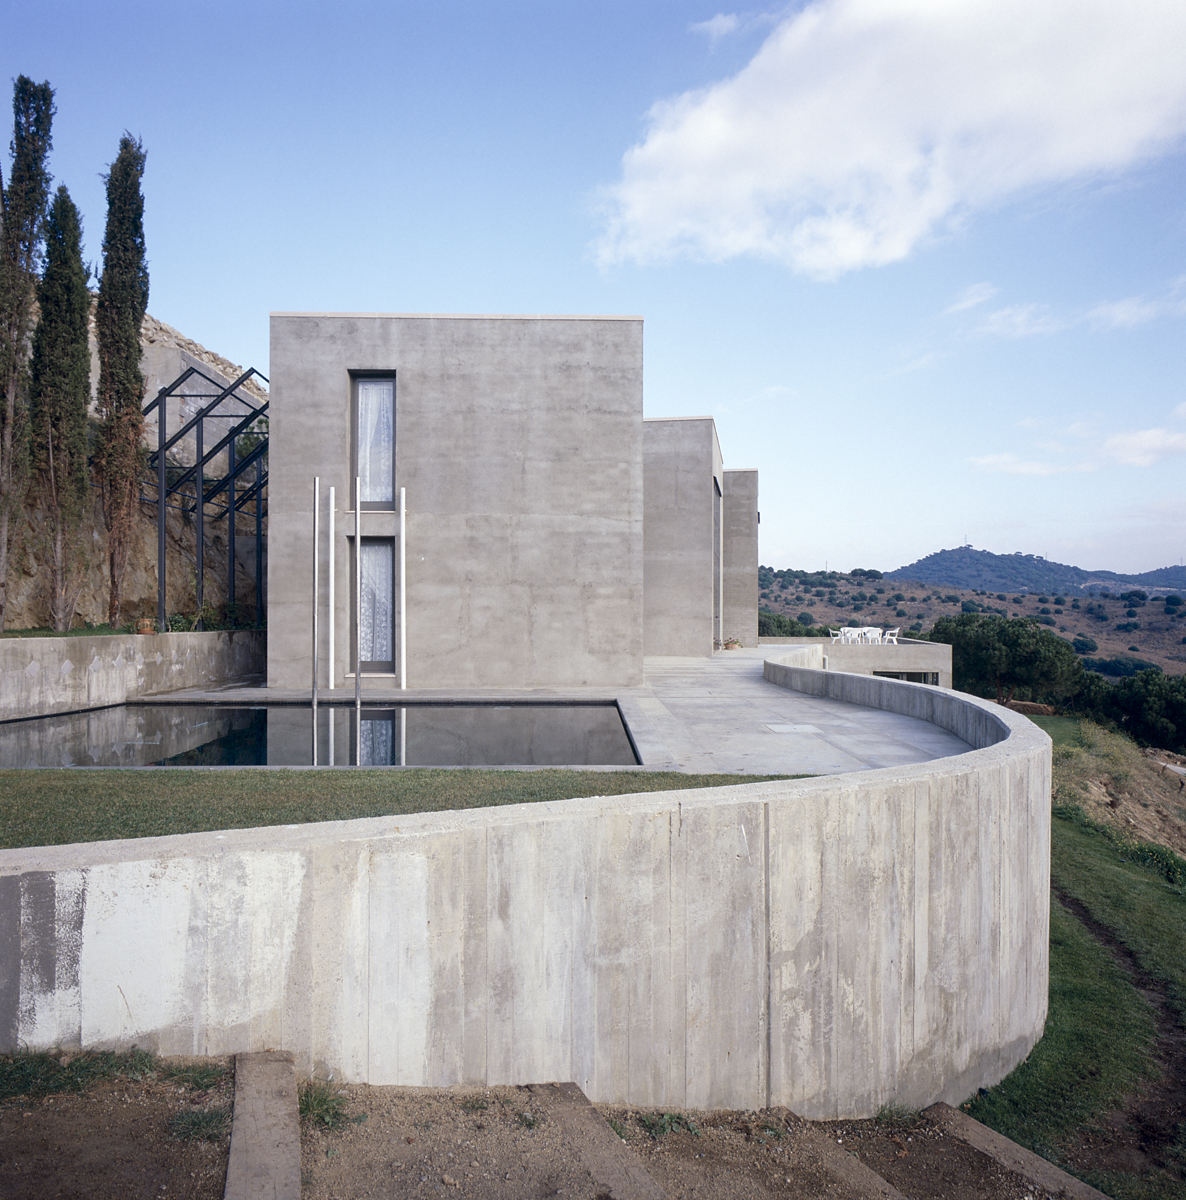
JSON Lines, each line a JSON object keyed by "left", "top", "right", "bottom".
{"left": 691, "top": 13, "right": 741, "bottom": 46}
{"left": 1102, "top": 428, "right": 1186, "bottom": 467}
{"left": 945, "top": 282, "right": 998, "bottom": 314}
{"left": 970, "top": 453, "right": 1088, "bottom": 477}
{"left": 1087, "top": 296, "right": 1175, "bottom": 328}
{"left": 598, "top": 0, "right": 1186, "bottom": 276}
{"left": 976, "top": 305, "right": 1067, "bottom": 339}
{"left": 1174, "top": 402, "right": 1186, "bottom": 421}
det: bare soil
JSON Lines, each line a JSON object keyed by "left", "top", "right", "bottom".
{"left": 298, "top": 1085, "right": 1067, "bottom": 1200}
{"left": 0, "top": 1060, "right": 232, "bottom": 1200}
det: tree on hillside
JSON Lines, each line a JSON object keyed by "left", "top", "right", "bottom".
{"left": 0, "top": 76, "right": 54, "bottom": 631}
{"left": 93, "top": 134, "right": 148, "bottom": 626}
{"left": 30, "top": 185, "right": 90, "bottom": 631}
{"left": 929, "top": 612, "right": 1082, "bottom": 705}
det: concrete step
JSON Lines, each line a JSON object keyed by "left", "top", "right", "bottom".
{"left": 224, "top": 1051, "right": 300, "bottom": 1200}
{"left": 922, "top": 1103, "right": 1112, "bottom": 1200}
{"left": 223, "top": 1068, "right": 1111, "bottom": 1200}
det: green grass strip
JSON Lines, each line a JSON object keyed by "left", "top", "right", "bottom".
{"left": 0, "top": 768, "right": 794, "bottom": 850}
{"left": 1027, "top": 714, "right": 1084, "bottom": 748}
{"left": 966, "top": 895, "right": 1155, "bottom": 1158}
{"left": 1050, "top": 807, "right": 1186, "bottom": 1019}
{"left": 0, "top": 1047, "right": 227, "bottom": 1102}
{"left": 969, "top": 805, "right": 1186, "bottom": 1196}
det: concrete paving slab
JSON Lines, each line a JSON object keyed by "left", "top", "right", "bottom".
{"left": 157, "top": 647, "right": 974, "bottom": 776}
{"left": 528, "top": 1082, "right": 668, "bottom": 1199}
{"left": 923, "top": 1103, "right": 1111, "bottom": 1200}
{"left": 224, "top": 1051, "right": 300, "bottom": 1200}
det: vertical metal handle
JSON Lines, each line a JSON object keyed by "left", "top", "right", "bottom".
{"left": 311, "top": 476, "right": 319, "bottom": 766}
{"left": 355, "top": 475, "right": 361, "bottom": 764}
{"left": 400, "top": 486, "right": 407, "bottom": 690}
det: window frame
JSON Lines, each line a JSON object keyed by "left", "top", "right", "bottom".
{"left": 350, "top": 371, "right": 396, "bottom": 511}
{"left": 352, "top": 536, "right": 396, "bottom": 674}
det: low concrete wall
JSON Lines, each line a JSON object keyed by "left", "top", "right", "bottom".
{"left": 0, "top": 630, "right": 265, "bottom": 722}
{"left": 0, "top": 663, "right": 1050, "bottom": 1118}
{"left": 759, "top": 636, "right": 953, "bottom": 687}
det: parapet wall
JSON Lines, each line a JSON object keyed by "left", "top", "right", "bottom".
{"left": 0, "top": 630, "right": 265, "bottom": 722}
{"left": 0, "top": 660, "right": 1050, "bottom": 1118}
{"left": 759, "top": 636, "right": 953, "bottom": 687}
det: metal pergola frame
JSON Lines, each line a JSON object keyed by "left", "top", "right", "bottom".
{"left": 142, "top": 365, "right": 269, "bottom": 631}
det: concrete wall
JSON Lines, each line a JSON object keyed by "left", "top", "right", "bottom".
{"left": 643, "top": 418, "right": 723, "bottom": 656}
{"left": 723, "top": 470, "right": 758, "bottom": 647}
{"left": 0, "top": 669, "right": 1049, "bottom": 1119}
{"left": 759, "top": 637, "right": 953, "bottom": 688}
{"left": 268, "top": 314, "right": 644, "bottom": 691}
{"left": 0, "top": 631, "right": 265, "bottom": 722}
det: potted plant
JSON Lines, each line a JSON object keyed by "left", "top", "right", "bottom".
{"left": 723, "top": 637, "right": 742, "bottom": 649}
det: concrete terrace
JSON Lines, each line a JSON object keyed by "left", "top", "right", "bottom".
{"left": 162, "top": 646, "right": 973, "bottom": 774}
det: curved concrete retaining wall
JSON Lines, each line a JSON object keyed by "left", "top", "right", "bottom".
{"left": 0, "top": 630, "right": 265, "bottom": 722}
{"left": 0, "top": 661, "right": 1049, "bottom": 1118}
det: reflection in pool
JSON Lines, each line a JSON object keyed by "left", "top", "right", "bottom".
{"left": 0, "top": 702, "right": 640, "bottom": 768}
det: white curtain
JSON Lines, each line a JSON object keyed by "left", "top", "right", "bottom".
{"left": 359, "top": 715, "right": 394, "bottom": 765}
{"left": 358, "top": 380, "right": 394, "bottom": 504}
{"left": 360, "top": 540, "right": 393, "bottom": 663}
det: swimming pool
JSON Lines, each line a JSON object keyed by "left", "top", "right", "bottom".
{"left": 0, "top": 701, "right": 641, "bottom": 768}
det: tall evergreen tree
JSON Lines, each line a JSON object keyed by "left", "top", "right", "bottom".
{"left": 0, "top": 76, "right": 54, "bottom": 631}
{"left": 30, "top": 185, "right": 90, "bottom": 631}
{"left": 93, "top": 134, "right": 148, "bottom": 626}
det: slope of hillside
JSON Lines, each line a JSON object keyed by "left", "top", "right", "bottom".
{"left": 885, "top": 546, "right": 1186, "bottom": 595}
{"left": 758, "top": 565, "right": 1186, "bottom": 677}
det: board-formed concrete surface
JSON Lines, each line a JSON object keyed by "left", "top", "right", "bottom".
{"left": 0, "top": 658, "right": 1049, "bottom": 1119}
{"left": 722, "top": 470, "right": 759, "bottom": 648}
{"left": 0, "top": 630, "right": 264, "bottom": 723}
{"left": 268, "top": 313, "right": 645, "bottom": 692}
{"left": 643, "top": 417, "right": 723, "bottom": 658}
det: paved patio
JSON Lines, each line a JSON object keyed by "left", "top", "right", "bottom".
{"left": 162, "top": 647, "right": 972, "bottom": 775}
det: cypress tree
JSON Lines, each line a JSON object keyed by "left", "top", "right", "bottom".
{"left": 0, "top": 76, "right": 54, "bottom": 631}
{"left": 93, "top": 134, "right": 148, "bottom": 626}
{"left": 30, "top": 185, "right": 91, "bottom": 631}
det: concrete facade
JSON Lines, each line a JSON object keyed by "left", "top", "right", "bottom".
{"left": 0, "top": 666, "right": 1049, "bottom": 1119}
{"left": 0, "top": 631, "right": 264, "bottom": 723}
{"left": 268, "top": 314, "right": 645, "bottom": 691}
{"left": 642, "top": 418, "right": 724, "bottom": 656}
{"left": 723, "top": 470, "right": 759, "bottom": 647}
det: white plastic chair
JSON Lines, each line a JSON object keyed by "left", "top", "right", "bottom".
{"left": 829, "top": 629, "right": 843, "bottom": 643}
{"left": 883, "top": 627, "right": 900, "bottom": 644}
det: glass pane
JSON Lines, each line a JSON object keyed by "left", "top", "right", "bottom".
{"left": 360, "top": 540, "right": 393, "bottom": 663}
{"left": 359, "top": 715, "right": 394, "bottom": 765}
{"left": 357, "top": 380, "right": 394, "bottom": 503}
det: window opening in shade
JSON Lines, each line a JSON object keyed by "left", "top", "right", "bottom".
{"left": 356, "top": 377, "right": 394, "bottom": 507}
{"left": 359, "top": 538, "right": 394, "bottom": 672}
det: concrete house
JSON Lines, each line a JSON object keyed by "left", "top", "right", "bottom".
{"left": 267, "top": 312, "right": 758, "bottom": 692}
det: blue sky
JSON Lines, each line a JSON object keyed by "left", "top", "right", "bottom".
{"left": 7, "top": 0, "right": 1186, "bottom": 575}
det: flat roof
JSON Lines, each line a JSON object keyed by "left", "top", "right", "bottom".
{"left": 270, "top": 312, "right": 644, "bottom": 322}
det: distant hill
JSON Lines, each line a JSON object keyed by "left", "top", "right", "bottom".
{"left": 885, "top": 547, "right": 1186, "bottom": 594}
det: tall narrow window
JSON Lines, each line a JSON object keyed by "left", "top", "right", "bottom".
{"left": 359, "top": 538, "right": 394, "bottom": 672}
{"left": 355, "top": 377, "right": 394, "bottom": 508}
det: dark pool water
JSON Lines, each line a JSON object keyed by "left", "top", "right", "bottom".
{"left": 0, "top": 702, "right": 640, "bottom": 768}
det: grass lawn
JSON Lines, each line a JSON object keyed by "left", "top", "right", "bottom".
{"left": 969, "top": 803, "right": 1186, "bottom": 1198}
{"left": 0, "top": 768, "right": 795, "bottom": 850}
{"left": 1028, "top": 714, "right": 1083, "bottom": 748}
